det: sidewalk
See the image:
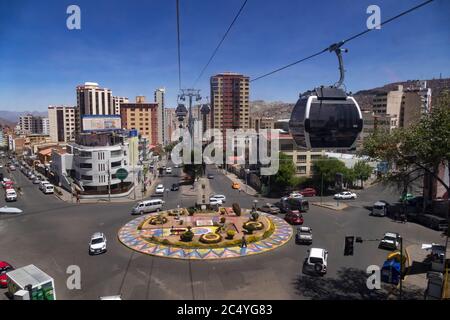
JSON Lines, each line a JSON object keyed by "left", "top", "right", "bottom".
{"left": 403, "top": 244, "right": 430, "bottom": 291}
{"left": 53, "top": 174, "right": 161, "bottom": 204}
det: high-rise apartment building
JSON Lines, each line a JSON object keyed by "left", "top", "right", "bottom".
{"left": 112, "top": 96, "right": 129, "bottom": 115}
{"left": 48, "top": 105, "right": 76, "bottom": 142}
{"left": 120, "top": 96, "right": 159, "bottom": 146}
{"left": 154, "top": 88, "right": 165, "bottom": 145}
{"left": 372, "top": 85, "right": 404, "bottom": 130}
{"left": 210, "top": 73, "right": 250, "bottom": 148}
{"left": 18, "top": 115, "right": 49, "bottom": 135}
{"left": 76, "top": 82, "right": 113, "bottom": 133}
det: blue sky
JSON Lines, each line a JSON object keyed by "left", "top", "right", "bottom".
{"left": 0, "top": 0, "right": 449, "bottom": 111}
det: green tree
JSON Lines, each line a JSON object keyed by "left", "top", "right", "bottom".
{"left": 312, "top": 158, "right": 347, "bottom": 191}
{"left": 353, "top": 160, "right": 373, "bottom": 189}
{"left": 271, "top": 153, "right": 296, "bottom": 192}
{"left": 183, "top": 150, "right": 203, "bottom": 179}
{"left": 342, "top": 167, "right": 357, "bottom": 189}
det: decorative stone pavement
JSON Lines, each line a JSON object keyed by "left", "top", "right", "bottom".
{"left": 118, "top": 212, "right": 293, "bottom": 260}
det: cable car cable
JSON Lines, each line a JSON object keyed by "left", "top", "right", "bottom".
{"left": 251, "top": 0, "right": 435, "bottom": 83}
{"left": 176, "top": 0, "right": 182, "bottom": 90}
{"left": 193, "top": 0, "right": 249, "bottom": 87}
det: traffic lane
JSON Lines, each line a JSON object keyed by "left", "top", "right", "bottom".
{"left": 0, "top": 200, "right": 139, "bottom": 300}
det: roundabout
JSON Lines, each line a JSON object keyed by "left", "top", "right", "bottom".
{"left": 118, "top": 207, "right": 293, "bottom": 260}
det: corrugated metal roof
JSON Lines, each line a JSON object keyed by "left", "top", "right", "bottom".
{"left": 7, "top": 264, "right": 52, "bottom": 287}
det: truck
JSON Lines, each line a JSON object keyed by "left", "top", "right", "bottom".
{"left": 6, "top": 264, "right": 56, "bottom": 300}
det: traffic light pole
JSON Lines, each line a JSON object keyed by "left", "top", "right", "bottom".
{"left": 351, "top": 236, "right": 404, "bottom": 300}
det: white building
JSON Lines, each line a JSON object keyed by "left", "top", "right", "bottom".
{"left": 42, "top": 118, "right": 50, "bottom": 135}
{"left": 112, "top": 96, "right": 129, "bottom": 115}
{"left": 51, "top": 132, "right": 134, "bottom": 195}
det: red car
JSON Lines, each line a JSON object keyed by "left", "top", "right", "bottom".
{"left": 0, "top": 261, "right": 13, "bottom": 288}
{"left": 284, "top": 210, "right": 304, "bottom": 225}
{"left": 299, "top": 188, "right": 317, "bottom": 197}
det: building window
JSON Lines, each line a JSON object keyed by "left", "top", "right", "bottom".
{"left": 111, "top": 160, "right": 121, "bottom": 168}
{"left": 111, "top": 150, "right": 122, "bottom": 157}
{"left": 79, "top": 151, "right": 91, "bottom": 158}
{"left": 79, "top": 163, "right": 92, "bottom": 169}
{"left": 297, "top": 166, "right": 307, "bottom": 174}
{"left": 81, "top": 175, "right": 93, "bottom": 181}
{"left": 297, "top": 155, "right": 307, "bottom": 163}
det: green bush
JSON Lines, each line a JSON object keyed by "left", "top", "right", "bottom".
{"left": 187, "top": 207, "right": 196, "bottom": 216}
{"left": 226, "top": 229, "right": 236, "bottom": 240}
{"left": 232, "top": 203, "right": 241, "bottom": 216}
{"left": 180, "top": 226, "right": 194, "bottom": 242}
{"left": 220, "top": 217, "right": 226, "bottom": 224}
{"left": 161, "top": 239, "right": 171, "bottom": 245}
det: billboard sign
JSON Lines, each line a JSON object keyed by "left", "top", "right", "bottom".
{"left": 82, "top": 115, "right": 122, "bottom": 132}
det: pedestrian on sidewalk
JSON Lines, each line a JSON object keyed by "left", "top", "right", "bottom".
{"left": 76, "top": 192, "right": 80, "bottom": 204}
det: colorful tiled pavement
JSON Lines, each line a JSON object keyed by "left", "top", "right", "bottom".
{"left": 118, "top": 212, "right": 293, "bottom": 260}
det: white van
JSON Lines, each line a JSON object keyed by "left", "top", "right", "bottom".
{"left": 43, "top": 184, "right": 54, "bottom": 194}
{"left": 131, "top": 199, "right": 165, "bottom": 215}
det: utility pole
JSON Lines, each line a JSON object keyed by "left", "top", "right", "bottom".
{"left": 179, "top": 89, "right": 201, "bottom": 153}
{"left": 107, "top": 159, "right": 111, "bottom": 202}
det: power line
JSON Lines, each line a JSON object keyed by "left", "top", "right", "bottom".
{"left": 176, "top": 0, "right": 182, "bottom": 90}
{"left": 251, "top": 0, "right": 435, "bottom": 83}
{"left": 193, "top": 0, "right": 249, "bottom": 87}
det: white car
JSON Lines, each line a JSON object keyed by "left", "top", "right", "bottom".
{"left": 39, "top": 180, "right": 50, "bottom": 191}
{"left": 166, "top": 167, "right": 172, "bottom": 174}
{"left": 155, "top": 184, "right": 165, "bottom": 194}
{"left": 333, "top": 191, "right": 357, "bottom": 200}
{"left": 379, "top": 232, "right": 400, "bottom": 250}
{"left": 210, "top": 194, "right": 226, "bottom": 203}
{"left": 209, "top": 198, "right": 223, "bottom": 206}
{"left": 289, "top": 192, "right": 303, "bottom": 199}
{"left": 5, "top": 189, "right": 17, "bottom": 202}
{"left": 43, "top": 184, "right": 54, "bottom": 194}
{"left": 89, "top": 232, "right": 107, "bottom": 255}
{"left": 0, "top": 206, "right": 22, "bottom": 214}
{"left": 303, "top": 247, "right": 328, "bottom": 275}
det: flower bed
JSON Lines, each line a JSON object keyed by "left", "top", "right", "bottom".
{"left": 199, "top": 232, "right": 222, "bottom": 244}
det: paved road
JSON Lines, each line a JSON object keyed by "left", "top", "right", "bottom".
{"left": 0, "top": 161, "right": 444, "bottom": 300}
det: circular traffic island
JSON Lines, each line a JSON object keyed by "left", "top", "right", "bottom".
{"left": 118, "top": 207, "right": 293, "bottom": 260}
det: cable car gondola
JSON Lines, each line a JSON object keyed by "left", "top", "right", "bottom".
{"left": 289, "top": 43, "right": 363, "bottom": 150}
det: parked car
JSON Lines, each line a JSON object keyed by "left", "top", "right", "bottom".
{"left": 9, "top": 165, "right": 16, "bottom": 171}
{"left": 284, "top": 210, "right": 304, "bottom": 225}
{"left": 303, "top": 248, "right": 328, "bottom": 276}
{"left": 258, "top": 203, "right": 281, "bottom": 215}
{"left": 131, "top": 199, "right": 165, "bottom": 215}
{"left": 379, "top": 232, "right": 400, "bottom": 250}
{"left": 399, "top": 193, "right": 415, "bottom": 202}
{"left": 299, "top": 188, "right": 317, "bottom": 197}
{"left": 0, "top": 261, "right": 14, "bottom": 288}
{"left": 296, "top": 227, "right": 313, "bottom": 245}
{"left": 43, "top": 184, "right": 54, "bottom": 194}
{"left": 171, "top": 183, "right": 179, "bottom": 191}
{"left": 371, "top": 201, "right": 389, "bottom": 217}
{"left": 32, "top": 177, "right": 41, "bottom": 184}
{"left": 155, "top": 184, "right": 165, "bottom": 194}
{"left": 39, "top": 180, "right": 50, "bottom": 191}
{"left": 89, "top": 232, "right": 107, "bottom": 255}
{"left": 207, "top": 174, "right": 214, "bottom": 179}
{"left": 5, "top": 189, "right": 17, "bottom": 202}
{"left": 232, "top": 182, "right": 240, "bottom": 189}
{"left": 165, "top": 167, "right": 172, "bottom": 174}
{"left": 210, "top": 194, "right": 226, "bottom": 203}
{"left": 334, "top": 191, "right": 357, "bottom": 200}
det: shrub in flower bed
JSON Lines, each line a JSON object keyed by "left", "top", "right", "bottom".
{"left": 199, "top": 232, "right": 222, "bottom": 244}
{"left": 226, "top": 229, "right": 236, "bottom": 240}
{"left": 180, "top": 227, "right": 194, "bottom": 242}
{"left": 148, "top": 215, "right": 168, "bottom": 225}
{"left": 232, "top": 203, "right": 241, "bottom": 216}
{"left": 243, "top": 221, "right": 264, "bottom": 234}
